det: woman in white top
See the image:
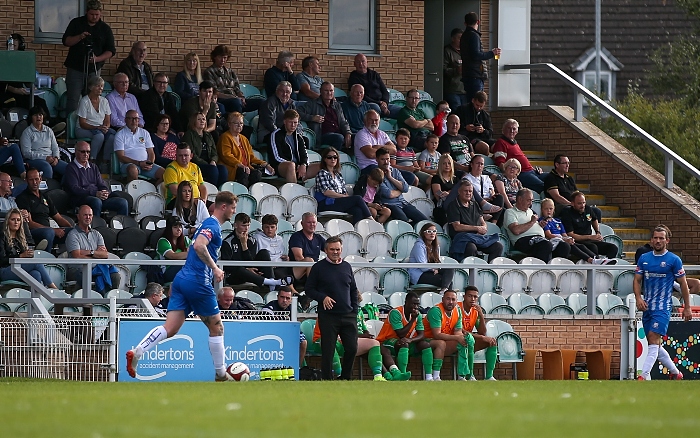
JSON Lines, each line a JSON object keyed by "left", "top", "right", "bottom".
{"left": 19, "top": 106, "right": 67, "bottom": 180}
{"left": 172, "top": 180, "right": 209, "bottom": 238}
{"left": 407, "top": 223, "right": 453, "bottom": 293}
{"left": 75, "top": 76, "right": 116, "bottom": 163}
{"left": 463, "top": 154, "right": 504, "bottom": 223}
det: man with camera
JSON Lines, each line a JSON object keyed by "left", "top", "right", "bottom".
{"left": 114, "top": 110, "right": 165, "bottom": 184}
{"left": 62, "top": 0, "right": 116, "bottom": 114}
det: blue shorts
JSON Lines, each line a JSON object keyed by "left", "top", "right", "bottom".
{"left": 642, "top": 309, "right": 671, "bottom": 336}
{"left": 120, "top": 162, "right": 163, "bottom": 179}
{"left": 167, "top": 276, "right": 219, "bottom": 317}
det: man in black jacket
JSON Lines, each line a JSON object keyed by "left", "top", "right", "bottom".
{"left": 138, "top": 73, "right": 180, "bottom": 132}
{"left": 116, "top": 41, "right": 153, "bottom": 97}
{"left": 460, "top": 12, "right": 500, "bottom": 102}
{"left": 454, "top": 91, "right": 494, "bottom": 155}
{"left": 305, "top": 236, "right": 358, "bottom": 380}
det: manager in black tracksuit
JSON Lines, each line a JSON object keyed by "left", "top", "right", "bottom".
{"left": 305, "top": 236, "right": 358, "bottom": 380}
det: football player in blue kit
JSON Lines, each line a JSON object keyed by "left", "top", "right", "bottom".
{"left": 634, "top": 225, "right": 692, "bottom": 380}
{"left": 126, "top": 192, "right": 238, "bottom": 381}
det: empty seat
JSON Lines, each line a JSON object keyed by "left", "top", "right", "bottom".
{"left": 379, "top": 268, "right": 410, "bottom": 297}
{"left": 363, "top": 231, "right": 393, "bottom": 259}
{"left": 508, "top": 292, "right": 545, "bottom": 315}
{"left": 538, "top": 292, "right": 574, "bottom": 315}
{"left": 479, "top": 292, "right": 515, "bottom": 315}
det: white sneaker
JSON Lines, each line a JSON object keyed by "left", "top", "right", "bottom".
{"left": 486, "top": 376, "right": 497, "bottom": 381}
{"left": 425, "top": 375, "right": 434, "bottom": 381}
{"left": 457, "top": 376, "right": 467, "bottom": 381}
{"left": 470, "top": 376, "right": 478, "bottom": 381}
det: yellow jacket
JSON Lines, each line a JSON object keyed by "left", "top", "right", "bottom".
{"left": 217, "top": 130, "right": 265, "bottom": 178}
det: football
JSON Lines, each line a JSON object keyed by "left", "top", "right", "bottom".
{"left": 226, "top": 362, "right": 251, "bottom": 381}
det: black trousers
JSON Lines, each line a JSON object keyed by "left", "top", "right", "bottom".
{"left": 416, "top": 268, "right": 455, "bottom": 289}
{"left": 227, "top": 249, "right": 273, "bottom": 287}
{"left": 318, "top": 311, "right": 357, "bottom": 380}
{"left": 513, "top": 236, "right": 571, "bottom": 262}
{"left": 579, "top": 240, "right": 619, "bottom": 259}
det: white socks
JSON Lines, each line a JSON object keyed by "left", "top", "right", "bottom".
{"left": 432, "top": 370, "right": 441, "bottom": 379}
{"left": 656, "top": 346, "right": 679, "bottom": 374}
{"left": 641, "top": 344, "right": 659, "bottom": 378}
{"left": 263, "top": 278, "right": 282, "bottom": 287}
{"left": 209, "top": 335, "right": 226, "bottom": 377}
{"left": 134, "top": 325, "right": 168, "bottom": 358}
{"left": 389, "top": 365, "right": 398, "bottom": 372}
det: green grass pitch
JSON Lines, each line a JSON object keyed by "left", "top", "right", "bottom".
{"left": 1, "top": 379, "right": 698, "bottom": 437}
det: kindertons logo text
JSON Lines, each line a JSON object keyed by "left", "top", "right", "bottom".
{"left": 133, "top": 334, "right": 196, "bottom": 380}
{"left": 226, "top": 335, "right": 285, "bottom": 362}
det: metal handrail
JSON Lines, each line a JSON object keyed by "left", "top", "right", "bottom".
{"left": 504, "top": 62, "right": 700, "bottom": 189}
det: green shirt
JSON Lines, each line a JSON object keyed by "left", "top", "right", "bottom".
{"left": 389, "top": 308, "right": 424, "bottom": 332}
{"left": 157, "top": 236, "right": 192, "bottom": 260}
{"left": 426, "top": 305, "right": 462, "bottom": 334}
{"left": 397, "top": 106, "right": 430, "bottom": 137}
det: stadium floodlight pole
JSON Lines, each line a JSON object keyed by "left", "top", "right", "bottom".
{"left": 595, "top": 0, "right": 601, "bottom": 94}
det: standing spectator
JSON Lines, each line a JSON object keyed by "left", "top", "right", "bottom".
{"left": 217, "top": 112, "right": 274, "bottom": 187}
{"left": 305, "top": 236, "right": 359, "bottom": 380}
{"left": 454, "top": 91, "right": 493, "bottom": 155}
{"left": 559, "top": 192, "right": 619, "bottom": 260}
{"left": 408, "top": 223, "right": 454, "bottom": 293}
{"left": 444, "top": 28, "right": 467, "bottom": 109}
{"left": 263, "top": 51, "right": 300, "bottom": 98}
{"left": 75, "top": 76, "right": 116, "bottom": 168}
{"left": 314, "top": 147, "right": 373, "bottom": 223}
{"left": 203, "top": 45, "right": 249, "bottom": 114}
{"left": 173, "top": 52, "right": 203, "bottom": 102}
{"left": 354, "top": 110, "right": 397, "bottom": 175}
{"left": 157, "top": 216, "right": 191, "bottom": 283}
{"left": 63, "top": 141, "right": 129, "bottom": 217}
{"left": 397, "top": 89, "right": 434, "bottom": 151}
{"left": 150, "top": 114, "right": 180, "bottom": 168}
{"left": 19, "top": 106, "right": 67, "bottom": 180}
{"left": 0, "top": 208, "right": 56, "bottom": 288}
{"left": 171, "top": 181, "right": 209, "bottom": 237}
{"left": 288, "top": 212, "right": 325, "bottom": 285}
{"left": 181, "top": 112, "right": 228, "bottom": 187}
{"left": 114, "top": 110, "right": 165, "bottom": 184}
{"left": 298, "top": 82, "right": 352, "bottom": 151}
{"left": 116, "top": 41, "right": 153, "bottom": 97}
{"left": 375, "top": 148, "right": 428, "bottom": 224}
{"left": 296, "top": 56, "right": 323, "bottom": 102}
{"left": 62, "top": 0, "right": 115, "bottom": 114}
{"left": 106, "top": 72, "right": 143, "bottom": 130}
{"left": 348, "top": 54, "right": 401, "bottom": 118}
{"left": 460, "top": 12, "right": 500, "bottom": 102}
{"left": 179, "top": 81, "right": 217, "bottom": 134}
{"left": 492, "top": 119, "right": 546, "bottom": 193}
{"left": 341, "top": 84, "right": 372, "bottom": 134}
{"left": 163, "top": 143, "right": 207, "bottom": 206}
{"left": 138, "top": 73, "right": 179, "bottom": 133}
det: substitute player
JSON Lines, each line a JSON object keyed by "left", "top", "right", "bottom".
{"left": 126, "top": 192, "right": 238, "bottom": 381}
{"left": 377, "top": 292, "right": 432, "bottom": 380}
{"left": 458, "top": 285, "right": 498, "bottom": 380}
{"left": 634, "top": 225, "right": 692, "bottom": 380}
{"left": 423, "top": 290, "right": 474, "bottom": 381}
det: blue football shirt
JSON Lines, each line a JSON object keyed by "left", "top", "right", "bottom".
{"left": 179, "top": 216, "right": 222, "bottom": 285}
{"left": 635, "top": 250, "right": 685, "bottom": 311}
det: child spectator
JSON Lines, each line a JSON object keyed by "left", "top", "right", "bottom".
{"left": 392, "top": 128, "right": 426, "bottom": 187}
{"left": 360, "top": 168, "right": 391, "bottom": 223}
{"left": 431, "top": 100, "right": 450, "bottom": 136}
{"left": 417, "top": 134, "right": 441, "bottom": 188}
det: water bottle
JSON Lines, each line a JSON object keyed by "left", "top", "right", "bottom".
{"left": 7, "top": 34, "right": 14, "bottom": 51}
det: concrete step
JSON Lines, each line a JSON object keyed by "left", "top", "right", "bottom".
{"left": 623, "top": 239, "right": 649, "bottom": 253}
{"left": 523, "top": 150, "right": 547, "bottom": 160}
{"left": 623, "top": 251, "right": 637, "bottom": 261}
{"left": 529, "top": 160, "right": 554, "bottom": 173}
{"left": 613, "top": 228, "right": 651, "bottom": 241}
{"left": 577, "top": 183, "right": 590, "bottom": 193}
{"left": 601, "top": 217, "right": 636, "bottom": 228}
{"left": 597, "top": 205, "right": 620, "bottom": 218}
{"left": 586, "top": 194, "right": 605, "bottom": 206}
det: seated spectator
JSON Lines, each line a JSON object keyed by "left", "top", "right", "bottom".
{"left": 66, "top": 205, "right": 121, "bottom": 294}
{"left": 296, "top": 56, "right": 323, "bottom": 102}
{"left": 348, "top": 54, "right": 401, "bottom": 118}
{"left": 16, "top": 168, "right": 72, "bottom": 251}
{"left": 150, "top": 114, "right": 180, "bottom": 168}
{"left": 19, "top": 106, "right": 67, "bottom": 180}
{"left": 341, "top": 84, "right": 372, "bottom": 134}
{"left": 492, "top": 119, "right": 546, "bottom": 193}
{"left": 116, "top": 41, "right": 153, "bottom": 97}
{"left": 263, "top": 51, "right": 300, "bottom": 98}
{"left": 253, "top": 214, "right": 295, "bottom": 288}
{"left": 314, "top": 147, "right": 373, "bottom": 223}
{"left": 130, "top": 282, "right": 166, "bottom": 316}
{"left": 0, "top": 173, "right": 31, "bottom": 220}
{"left": 431, "top": 154, "right": 459, "bottom": 226}
{"left": 114, "top": 110, "right": 165, "bottom": 184}
{"left": 63, "top": 141, "right": 129, "bottom": 217}
{"left": 431, "top": 101, "right": 450, "bottom": 136}
{"left": 173, "top": 52, "right": 202, "bottom": 102}
{"left": 268, "top": 109, "right": 319, "bottom": 183}
{"left": 163, "top": 143, "right": 207, "bottom": 206}
{"left": 221, "top": 213, "right": 291, "bottom": 290}
{"left": 262, "top": 286, "right": 307, "bottom": 367}
{"left": 217, "top": 112, "right": 274, "bottom": 187}
{"left": 375, "top": 148, "right": 428, "bottom": 224}
{"left": 0, "top": 136, "right": 26, "bottom": 180}
{"left": 397, "top": 89, "right": 434, "bottom": 151}
{"left": 354, "top": 168, "right": 391, "bottom": 224}
{"left": 75, "top": 76, "right": 116, "bottom": 168}
{"left": 288, "top": 212, "right": 325, "bottom": 285}
{"left": 298, "top": 82, "right": 352, "bottom": 151}
{"left": 446, "top": 180, "right": 503, "bottom": 262}
{"left": 203, "top": 45, "right": 251, "bottom": 114}
{"left": 463, "top": 154, "right": 503, "bottom": 224}
{"left": 179, "top": 80, "right": 217, "bottom": 135}
{"left": 493, "top": 158, "right": 523, "bottom": 211}
{"left": 0, "top": 208, "right": 56, "bottom": 288}
{"left": 408, "top": 222, "right": 454, "bottom": 293}
{"left": 437, "top": 113, "right": 473, "bottom": 174}
{"left": 181, "top": 112, "right": 228, "bottom": 187}
{"left": 171, "top": 180, "right": 209, "bottom": 238}
{"left": 559, "top": 192, "right": 619, "bottom": 260}
{"left": 157, "top": 216, "right": 191, "bottom": 283}
{"left": 354, "top": 110, "right": 397, "bottom": 175}
{"left": 106, "top": 72, "right": 143, "bottom": 130}
{"left": 454, "top": 91, "right": 493, "bottom": 155}
{"left": 539, "top": 198, "right": 614, "bottom": 265}
{"left": 137, "top": 73, "right": 179, "bottom": 133}
{"left": 258, "top": 81, "right": 300, "bottom": 146}
{"left": 391, "top": 128, "right": 422, "bottom": 187}
{"left": 0, "top": 82, "right": 53, "bottom": 128}
{"left": 543, "top": 154, "right": 603, "bottom": 221}
{"left": 417, "top": 134, "right": 441, "bottom": 186}
{"left": 503, "top": 188, "right": 570, "bottom": 263}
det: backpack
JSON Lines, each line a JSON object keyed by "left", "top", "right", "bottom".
{"left": 232, "top": 297, "right": 257, "bottom": 310}
{"left": 298, "top": 366, "right": 322, "bottom": 380}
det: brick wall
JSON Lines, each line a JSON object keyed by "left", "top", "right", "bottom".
{"left": 490, "top": 107, "right": 700, "bottom": 264}
{"left": 1, "top": 0, "right": 426, "bottom": 94}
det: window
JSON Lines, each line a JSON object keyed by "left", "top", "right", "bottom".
{"left": 583, "top": 71, "right": 612, "bottom": 101}
{"left": 329, "top": 0, "right": 376, "bottom": 53}
{"left": 34, "top": 0, "right": 85, "bottom": 44}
